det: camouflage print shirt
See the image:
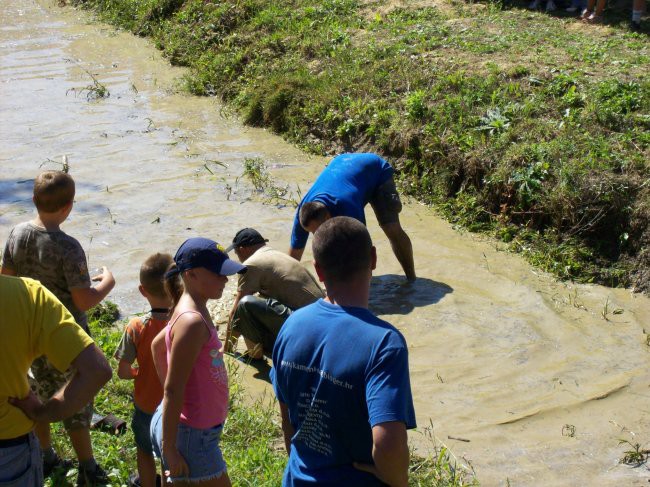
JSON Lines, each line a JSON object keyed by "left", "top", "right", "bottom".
{"left": 2, "top": 222, "right": 91, "bottom": 330}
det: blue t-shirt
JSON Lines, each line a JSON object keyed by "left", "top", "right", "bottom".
{"left": 271, "top": 299, "right": 416, "bottom": 487}
{"left": 290, "top": 153, "right": 394, "bottom": 249}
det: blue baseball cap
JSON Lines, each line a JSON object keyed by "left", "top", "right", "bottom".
{"left": 167, "top": 237, "right": 246, "bottom": 278}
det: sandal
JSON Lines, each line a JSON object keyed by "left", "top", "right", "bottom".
{"left": 586, "top": 13, "right": 603, "bottom": 23}
{"left": 91, "top": 413, "right": 127, "bottom": 435}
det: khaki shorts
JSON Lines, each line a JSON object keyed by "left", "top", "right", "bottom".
{"left": 369, "top": 176, "right": 403, "bottom": 226}
{"left": 30, "top": 356, "right": 93, "bottom": 431}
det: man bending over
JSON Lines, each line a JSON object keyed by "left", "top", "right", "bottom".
{"left": 288, "top": 153, "right": 416, "bottom": 281}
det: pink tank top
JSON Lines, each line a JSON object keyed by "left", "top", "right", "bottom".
{"left": 165, "top": 310, "right": 228, "bottom": 429}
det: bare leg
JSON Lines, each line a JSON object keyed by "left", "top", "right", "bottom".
{"left": 34, "top": 422, "right": 52, "bottom": 449}
{"left": 380, "top": 221, "right": 416, "bottom": 281}
{"left": 68, "top": 428, "right": 93, "bottom": 462}
{"left": 137, "top": 448, "right": 157, "bottom": 487}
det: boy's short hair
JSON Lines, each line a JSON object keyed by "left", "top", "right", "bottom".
{"left": 299, "top": 201, "right": 330, "bottom": 230}
{"left": 33, "top": 171, "right": 75, "bottom": 213}
{"left": 312, "top": 216, "right": 372, "bottom": 283}
{"left": 140, "top": 253, "right": 174, "bottom": 298}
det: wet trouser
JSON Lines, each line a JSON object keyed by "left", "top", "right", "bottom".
{"left": 0, "top": 432, "right": 42, "bottom": 486}
{"left": 231, "top": 295, "right": 293, "bottom": 356}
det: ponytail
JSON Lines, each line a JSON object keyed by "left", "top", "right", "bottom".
{"left": 164, "top": 263, "right": 184, "bottom": 313}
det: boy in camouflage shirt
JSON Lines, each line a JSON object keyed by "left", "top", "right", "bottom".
{"left": 1, "top": 170, "right": 115, "bottom": 485}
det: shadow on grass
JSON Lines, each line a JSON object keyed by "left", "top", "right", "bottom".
{"left": 369, "top": 274, "right": 453, "bottom": 316}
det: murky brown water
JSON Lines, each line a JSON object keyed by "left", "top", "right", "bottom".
{"left": 2, "top": 1, "right": 649, "bottom": 485}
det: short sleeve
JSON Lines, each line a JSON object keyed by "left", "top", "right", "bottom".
{"left": 1, "top": 228, "right": 15, "bottom": 270}
{"left": 114, "top": 320, "right": 138, "bottom": 363}
{"left": 237, "top": 264, "right": 261, "bottom": 295}
{"left": 290, "top": 209, "right": 309, "bottom": 250}
{"left": 365, "top": 346, "right": 416, "bottom": 429}
{"left": 33, "top": 283, "right": 94, "bottom": 372}
{"left": 62, "top": 239, "right": 91, "bottom": 290}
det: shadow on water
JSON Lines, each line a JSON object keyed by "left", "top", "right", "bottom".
{"left": 0, "top": 178, "right": 109, "bottom": 224}
{"left": 231, "top": 354, "right": 272, "bottom": 384}
{"left": 369, "top": 274, "right": 453, "bottom": 316}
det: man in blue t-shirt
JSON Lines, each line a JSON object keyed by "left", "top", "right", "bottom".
{"left": 273, "top": 216, "right": 416, "bottom": 487}
{"left": 288, "top": 153, "right": 416, "bottom": 281}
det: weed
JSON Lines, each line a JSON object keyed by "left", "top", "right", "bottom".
{"left": 87, "top": 300, "right": 120, "bottom": 327}
{"left": 67, "top": 67, "right": 110, "bottom": 101}
{"left": 562, "top": 424, "right": 576, "bottom": 438}
{"left": 242, "top": 157, "right": 299, "bottom": 207}
{"left": 618, "top": 439, "right": 650, "bottom": 466}
{"left": 601, "top": 297, "right": 624, "bottom": 321}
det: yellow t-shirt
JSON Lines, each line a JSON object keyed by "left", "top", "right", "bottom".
{"left": 0, "top": 275, "right": 94, "bottom": 439}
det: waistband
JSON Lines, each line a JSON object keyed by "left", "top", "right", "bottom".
{"left": 0, "top": 433, "right": 29, "bottom": 448}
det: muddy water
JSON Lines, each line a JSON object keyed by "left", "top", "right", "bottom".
{"left": 1, "top": 1, "right": 649, "bottom": 485}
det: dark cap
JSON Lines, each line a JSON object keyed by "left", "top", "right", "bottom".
{"left": 166, "top": 237, "right": 246, "bottom": 278}
{"left": 226, "top": 228, "right": 269, "bottom": 252}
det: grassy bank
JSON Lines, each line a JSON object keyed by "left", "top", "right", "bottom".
{"left": 44, "top": 305, "right": 476, "bottom": 486}
{"left": 67, "top": 0, "right": 649, "bottom": 290}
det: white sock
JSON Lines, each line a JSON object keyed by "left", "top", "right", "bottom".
{"left": 632, "top": 10, "right": 642, "bottom": 23}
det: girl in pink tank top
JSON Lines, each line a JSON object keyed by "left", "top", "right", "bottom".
{"left": 150, "top": 238, "right": 246, "bottom": 486}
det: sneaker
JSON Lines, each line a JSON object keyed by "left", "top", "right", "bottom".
{"left": 77, "top": 464, "right": 109, "bottom": 486}
{"left": 528, "top": 0, "right": 540, "bottom": 9}
{"left": 566, "top": 6, "right": 578, "bottom": 12}
{"left": 630, "top": 20, "right": 641, "bottom": 31}
{"left": 43, "top": 455, "right": 74, "bottom": 477}
{"left": 546, "top": 0, "right": 557, "bottom": 11}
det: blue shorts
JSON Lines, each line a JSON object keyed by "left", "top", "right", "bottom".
{"left": 0, "top": 432, "right": 42, "bottom": 486}
{"left": 150, "top": 406, "right": 227, "bottom": 482}
{"left": 132, "top": 405, "right": 155, "bottom": 455}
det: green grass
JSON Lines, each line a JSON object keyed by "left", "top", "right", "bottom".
{"left": 45, "top": 304, "right": 475, "bottom": 486}
{"left": 65, "top": 1, "right": 649, "bottom": 290}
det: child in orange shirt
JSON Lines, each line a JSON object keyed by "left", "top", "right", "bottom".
{"left": 115, "top": 253, "right": 173, "bottom": 487}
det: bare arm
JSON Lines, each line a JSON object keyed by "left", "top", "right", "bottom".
{"left": 0, "top": 266, "right": 17, "bottom": 276}
{"left": 162, "top": 316, "right": 209, "bottom": 477}
{"left": 354, "top": 421, "right": 409, "bottom": 487}
{"left": 151, "top": 328, "right": 168, "bottom": 386}
{"left": 117, "top": 359, "right": 137, "bottom": 380}
{"left": 288, "top": 247, "right": 304, "bottom": 262}
{"left": 279, "top": 401, "right": 295, "bottom": 454}
{"left": 10, "top": 344, "right": 112, "bottom": 423}
{"left": 225, "top": 290, "right": 251, "bottom": 353}
{"left": 70, "top": 266, "right": 115, "bottom": 312}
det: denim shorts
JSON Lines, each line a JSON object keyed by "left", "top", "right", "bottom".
{"left": 0, "top": 432, "right": 42, "bottom": 486}
{"left": 132, "top": 405, "right": 155, "bottom": 455}
{"left": 150, "top": 406, "right": 227, "bottom": 482}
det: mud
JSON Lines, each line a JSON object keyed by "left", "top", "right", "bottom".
{"left": 1, "top": 1, "right": 649, "bottom": 485}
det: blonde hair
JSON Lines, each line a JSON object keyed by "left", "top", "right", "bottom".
{"left": 33, "top": 171, "right": 75, "bottom": 213}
